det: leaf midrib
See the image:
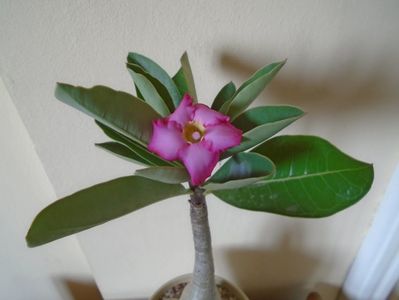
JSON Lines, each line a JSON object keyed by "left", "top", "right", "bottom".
{"left": 255, "top": 165, "right": 370, "bottom": 185}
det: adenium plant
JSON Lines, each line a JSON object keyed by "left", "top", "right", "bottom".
{"left": 149, "top": 94, "right": 242, "bottom": 185}
{"left": 26, "top": 52, "right": 374, "bottom": 300}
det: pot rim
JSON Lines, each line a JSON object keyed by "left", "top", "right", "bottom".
{"left": 150, "top": 273, "right": 249, "bottom": 300}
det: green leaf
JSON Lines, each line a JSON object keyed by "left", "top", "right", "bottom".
{"left": 55, "top": 84, "right": 160, "bottom": 146}
{"left": 127, "top": 52, "right": 182, "bottom": 108}
{"left": 172, "top": 67, "right": 189, "bottom": 96}
{"left": 205, "top": 152, "right": 275, "bottom": 191}
{"left": 135, "top": 166, "right": 189, "bottom": 184}
{"left": 214, "top": 135, "right": 374, "bottom": 218}
{"left": 180, "top": 52, "right": 197, "bottom": 101}
{"left": 223, "top": 105, "right": 304, "bottom": 157}
{"left": 95, "top": 121, "right": 177, "bottom": 167}
{"left": 220, "top": 60, "right": 286, "bottom": 119}
{"left": 26, "top": 176, "right": 188, "bottom": 247}
{"left": 127, "top": 68, "right": 170, "bottom": 117}
{"left": 127, "top": 63, "right": 175, "bottom": 112}
{"left": 95, "top": 142, "right": 151, "bottom": 166}
{"left": 211, "top": 81, "right": 236, "bottom": 111}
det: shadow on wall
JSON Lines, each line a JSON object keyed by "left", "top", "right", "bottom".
{"left": 217, "top": 45, "right": 397, "bottom": 116}
{"left": 53, "top": 277, "right": 103, "bottom": 300}
{"left": 64, "top": 279, "right": 103, "bottom": 300}
{"left": 225, "top": 233, "right": 328, "bottom": 300}
{"left": 54, "top": 277, "right": 147, "bottom": 300}
{"left": 221, "top": 227, "right": 341, "bottom": 300}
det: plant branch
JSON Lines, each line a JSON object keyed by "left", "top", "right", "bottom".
{"left": 180, "top": 187, "right": 220, "bottom": 300}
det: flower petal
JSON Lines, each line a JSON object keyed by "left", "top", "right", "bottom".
{"left": 167, "top": 94, "right": 195, "bottom": 126}
{"left": 148, "top": 119, "right": 186, "bottom": 160}
{"left": 179, "top": 141, "right": 219, "bottom": 185}
{"left": 204, "top": 123, "right": 242, "bottom": 152}
{"left": 193, "top": 104, "right": 230, "bottom": 126}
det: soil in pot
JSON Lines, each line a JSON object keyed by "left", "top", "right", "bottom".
{"left": 157, "top": 281, "right": 239, "bottom": 300}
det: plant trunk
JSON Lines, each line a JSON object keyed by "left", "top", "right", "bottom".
{"left": 180, "top": 187, "right": 220, "bottom": 300}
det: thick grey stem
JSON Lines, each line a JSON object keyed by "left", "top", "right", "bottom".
{"left": 180, "top": 188, "right": 220, "bottom": 300}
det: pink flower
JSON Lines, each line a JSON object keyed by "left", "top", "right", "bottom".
{"left": 148, "top": 94, "right": 242, "bottom": 186}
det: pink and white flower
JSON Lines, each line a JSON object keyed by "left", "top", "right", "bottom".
{"left": 148, "top": 94, "right": 242, "bottom": 185}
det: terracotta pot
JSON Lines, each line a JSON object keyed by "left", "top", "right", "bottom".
{"left": 150, "top": 273, "right": 249, "bottom": 300}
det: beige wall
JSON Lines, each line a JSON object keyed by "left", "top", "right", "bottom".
{"left": 0, "top": 78, "right": 93, "bottom": 299}
{"left": 1, "top": 1, "right": 399, "bottom": 299}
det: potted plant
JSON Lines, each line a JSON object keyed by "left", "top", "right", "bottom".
{"left": 26, "top": 52, "right": 373, "bottom": 300}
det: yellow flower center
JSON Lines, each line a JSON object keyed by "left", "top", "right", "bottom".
{"left": 183, "top": 121, "right": 205, "bottom": 143}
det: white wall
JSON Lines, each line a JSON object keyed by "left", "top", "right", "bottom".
{"left": 0, "top": 78, "right": 93, "bottom": 300}
{"left": 1, "top": 1, "right": 399, "bottom": 299}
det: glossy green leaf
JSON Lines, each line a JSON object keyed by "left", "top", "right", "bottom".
{"left": 95, "top": 121, "right": 177, "bottom": 167}
{"left": 180, "top": 52, "right": 197, "bottom": 101}
{"left": 127, "top": 63, "right": 175, "bottom": 112}
{"left": 127, "top": 69, "right": 170, "bottom": 117}
{"left": 135, "top": 166, "right": 189, "bottom": 184}
{"left": 26, "top": 176, "right": 188, "bottom": 247}
{"left": 95, "top": 142, "right": 150, "bottom": 166}
{"left": 211, "top": 81, "right": 236, "bottom": 111}
{"left": 223, "top": 106, "right": 304, "bottom": 157}
{"left": 55, "top": 84, "right": 160, "bottom": 146}
{"left": 172, "top": 67, "right": 189, "bottom": 96}
{"left": 127, "top": 52, "right": 182, "bottom": 108}
{"left": 220, "top": 60, "right": 286, "bottom": 119}
{"left": 214, "top": 136, "right": 374, "bottom": 217}
{"left": 205, "top": 153, "right": 275, "bottom": 191}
